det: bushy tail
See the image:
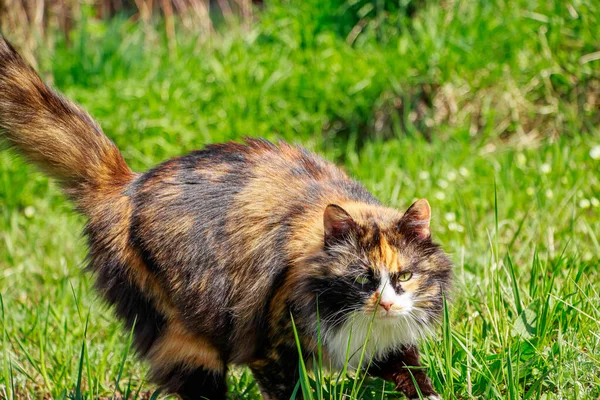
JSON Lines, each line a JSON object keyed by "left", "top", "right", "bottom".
{"left": 0, "top": 35, "right": 133, "bottom": 210}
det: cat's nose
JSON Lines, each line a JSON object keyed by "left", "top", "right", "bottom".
{"left": 379, "top": 300, "right": 394, "bottom": 312}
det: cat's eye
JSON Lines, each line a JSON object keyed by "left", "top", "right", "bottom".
{"left": 398, "top": 272, "right": 413, "bottom": 282}
{"left": 355, "top": 275, "right": 371, "bottom": 285}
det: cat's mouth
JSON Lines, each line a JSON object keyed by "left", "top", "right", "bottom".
{"left": 362, "top": 307, "right": 412, "bottom": 319}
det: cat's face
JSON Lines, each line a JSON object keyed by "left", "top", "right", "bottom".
{"left": 307, "top": 199, "right": 452, "bottom": 340}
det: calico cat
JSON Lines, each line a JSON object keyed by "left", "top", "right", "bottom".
{"left": 0, "top": 35, "right": 451, "bottom": 400}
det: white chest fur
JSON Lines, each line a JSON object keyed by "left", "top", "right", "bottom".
{"left": 323, "top": 311, "right": 422, "bottom": 369}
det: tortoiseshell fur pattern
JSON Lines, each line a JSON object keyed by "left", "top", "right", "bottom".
{"left": 0, "top": 35, "right": 452, "bottom": 400}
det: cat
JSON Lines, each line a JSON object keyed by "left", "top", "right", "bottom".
{"left": 0, "top": 35, "right": 451, "bottom": 400}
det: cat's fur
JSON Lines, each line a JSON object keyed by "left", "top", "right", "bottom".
{"left": 0, "top": 35, "right": 451, "bottom": 400}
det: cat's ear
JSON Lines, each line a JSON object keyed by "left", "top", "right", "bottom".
{"left": 323, "top": 204, "right": 356, "bottom": 247}
{"left": 397, "top": 198, "right": 431, "bottom": 240}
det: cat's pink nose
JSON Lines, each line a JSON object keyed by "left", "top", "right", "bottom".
{"left": 379, "top": 300, "right": 394, "bottom": 312}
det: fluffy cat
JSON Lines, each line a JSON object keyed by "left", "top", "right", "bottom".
{"left": 0, "top": 35, "right": 451, "bottom": 400}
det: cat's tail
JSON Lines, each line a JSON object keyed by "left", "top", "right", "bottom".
{"left": 0, "top": 35, "right": 134, "bottom": 210}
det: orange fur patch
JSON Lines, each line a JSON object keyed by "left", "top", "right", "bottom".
{"left": 149, "top": 321, "right": 224, "bottom": 373}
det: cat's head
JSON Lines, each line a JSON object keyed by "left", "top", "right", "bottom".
{"left": 305, "top": 199, "right": 452, "bottom": 337}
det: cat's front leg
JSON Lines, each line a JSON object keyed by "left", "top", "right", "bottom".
{"left": 249, "top": 344, "right": 301, "bottom": 400}
{"left": 369, "top": 345, "right": 440, "bottom": 400}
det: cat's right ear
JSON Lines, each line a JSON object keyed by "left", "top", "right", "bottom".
{"left": 323, "top": 204, "right": 356, "bottom": 248}
{"left": 397, "top": 198, "right": 431, "bottom": 240}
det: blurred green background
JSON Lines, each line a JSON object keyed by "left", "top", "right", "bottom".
{"left": 1, "top": 1, "right": 599, "bottom": 399}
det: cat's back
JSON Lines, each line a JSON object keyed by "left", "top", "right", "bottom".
{"left": 129, "top": 138, "right": 373, "bottom": 270}
{"left": 131, "top": 138, "right": 372, "bottom": 232}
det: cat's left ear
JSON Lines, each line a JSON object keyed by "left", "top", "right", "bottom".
{"left": 323, "top": 204, "right": 357, "bottom": 248}
{"left": 397, "top": 198, "right": 431, "bottom": 240}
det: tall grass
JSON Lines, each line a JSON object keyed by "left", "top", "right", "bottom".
{"left": 0, "top": 0, "right": 257, "bottom": 60}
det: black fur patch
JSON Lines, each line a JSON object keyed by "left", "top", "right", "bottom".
{"left": 93, "top": 257, "right": 166, "bottom": 356}
{"left": 250, "top": 344, "right": 301, "bottom": 400}
{"left": 304, "top": 272, "right": 375, "bottom": 329}
{"left": 155, "top": 363, "right": 227, "bottom": 400}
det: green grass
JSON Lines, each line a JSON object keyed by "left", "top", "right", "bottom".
{"left": 1, "top": 0, "right": 600, "bottom": 398}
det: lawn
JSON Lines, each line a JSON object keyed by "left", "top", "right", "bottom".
{"left": 1, "top": 0, "right": 599, "bottom": 398}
